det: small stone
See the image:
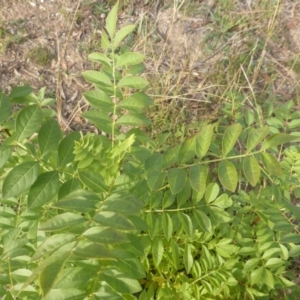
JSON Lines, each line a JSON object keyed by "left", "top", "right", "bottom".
{"left": 100, "top": 13, "right": 106, "bottom": 19}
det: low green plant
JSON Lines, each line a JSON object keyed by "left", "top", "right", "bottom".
{"left": 1, "top": 2, "right": 300, "bottom": 299}
{"left": 26, "top": 46, "right": 54, "bottom": 67}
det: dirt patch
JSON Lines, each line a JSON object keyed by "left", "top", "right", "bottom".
{"left": 0, "top": 0, "right": 300, "bottom": 130}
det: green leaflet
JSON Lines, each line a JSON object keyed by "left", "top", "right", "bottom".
{"left": 31, "top": 234, "right": 76, "bottom": 261}
{"left": 102, "top": 269, "right": 142, "bottom": 294}
{"left": 246, "top": 126, "right": 269, "bottom": 152}
{"left": 105, "top": 1, "right": 118, "bottom": 38}
{"left": 116, "top": 114, "right": 151, "bottom": 126}
{"left": 16, "top": 105, "right": 43, "bottom": 141}
{"left": 38, "top": 119, "right": 61, "bottom": 159}
{"left": 116, "top": 52, "right": 145, "bottom": 67}
{"left": 243, "top": 156, "right": 260, "bottom": 187}
{"left": 57, "top": 131, "right": 81, "bottom": 167}
{"left": 83, "top": 227, "right": 128, "bottom": 244}
{"left": 39, "top": 213, "right": 87, "bottom": 231}
{"left": 222, "top": 123, "right": 242, "bottom": 156}
{"left": 152, "top": 237, "right": 164, "bottom": 267}
{"left": 28, "top": 171, "right": 59, "bottom": 209}
{"left": 218, "top": 160, "right": 238, "bottom": 192}
{"left": 118, "top": 76, "right": 149, "bottom": 89}
{"left": 83, "top": 89, "right": 114, "bottom": 112}
{"left": 88, "top": 52, "right": 111, "bottom": 67}
{"left": 262, "top": 133, "right": 300, "bottom": 150}
{"left": 179, "top": 136, "right": 196, "bottom": 164}
{"left": 184, "top": 243, "right": 193, "bottom": 274}
{"left": 53, "top": 190, "right": 100, "bottom": 213}
{"left": 78, "top": 171, "right": 108, "bottom": 193}
{"left": 39, "top": 257, "right": 68, "bottom": 297}
{"left": 196, "top": 123, "right": 214, "bottom": 158}
{"left": 162, "top": 213, "right": 173, "bottom": 241}
{"left": 93, "top": 212, "right": 136, "bottom": 231}
{"left": 0, "top": 92, "right": 11, "bottom": 124}
{"left": 189, "top": 165, "right": 208, "bottom": 198}
{"left": 260, "top": 153, "right": 281, "bottom": 176}
{"left": 2, "top": 162, "right": 40, "bottom": 198}
{"left": 0, "top": 145, "right": 13, "bottom": 169}
{"left": 73, "top": 240, "right": 115, "bottom": 260}
{"left": 168, "top": 168, "right": 187, "bottom": 195}
{"left": 113, "top": 25, "right": 136, "bottom": 49}
{"left": 194, "top": 210, "right": 212, "bottom": 233}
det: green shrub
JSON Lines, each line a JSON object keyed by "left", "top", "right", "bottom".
{"left": 0, "top": 3, "right": 300, "bottom": 299}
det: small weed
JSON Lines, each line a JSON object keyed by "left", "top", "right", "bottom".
{"left": 27, "top": 46, "right": 54, "bottom": 67}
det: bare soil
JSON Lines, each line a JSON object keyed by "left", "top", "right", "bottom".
{"left": 0, "top": 0, "right": 300, "bottom": 128}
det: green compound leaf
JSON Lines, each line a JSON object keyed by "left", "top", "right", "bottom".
{"left": 260, "top": 153, "right": 281, "bottom": 176}
{"left": 195, "top": 123, "right": 215, "bottom": 158}
{"left": 38, "top": 119, "right": 61, "bottom": 159}
{"left": 0, "top": 92, "right": 11, "bottom": 124}
{"left": 2, "top": 162, "right": 40, "bottom": 198}
{"left": 116, "top": 52, "right": 145, "bottom": 67}
{"left": 168, "top": 168, "right": 187, "bottom": 195}
{"left": 16, "top": 105, "right": 43, "bottom": 141}
{"left": 102, "top": 269, "right": 142, "bottom": 294}
{"left": 118, "top": 76, "right": 149, "bottom": 89}
{"left": 246, "top": 126, "right": 269, "bottom": 152}
{"left": 0, "top": 145, "right": 13, "bottom": 169}
{"left": 28, "top": 171, "right": 59, "bottom": 209}
{"left": 222, "top": 123, "right": 242, "bottom": 156}
{"left": 83, "top": 227, "right": 128, "bottom": 244}
{"left": 88, "top": 52, "right": 111, "bottom": 67}
{"left": 218, "top": 160, "right": 238, "bottom": 192}
{"left": 243, "top": 156, "right": 260, "bottom": 187}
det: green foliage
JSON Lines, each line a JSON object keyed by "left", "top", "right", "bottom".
{"left": 0, "top": 3, "right": 300, "bottom": 299}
